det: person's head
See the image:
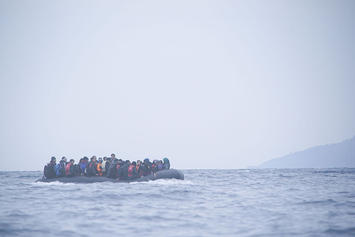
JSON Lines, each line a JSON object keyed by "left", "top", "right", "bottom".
{"left": 98, "top": 157, "right": 103, "bottom": 162}
{"left": 103, "top": 157, "right": 106, "bottom": 161}
{"left": 137, "top": 160, "right": 142, "bottom": 166}
{"left": 111, "top": 153, "right": 116, "bottom": 159}
{"left": 50, "top": 156, "right": 56, "bottom": 163}
{"left": 70, "top": 159, "right": 74, "bottom": 164}
{"left": 125, "top": 160, "right": 130, "bottom": 165}
{"left": 144, "top": 158, "right": 150, "bottom": 164}
{"left": 163, "top": 157, "right": 169, "bottom": 163}
{"left": 132, "top": 161, "right": 136, "bottom": 166}
{"left": 61, "top": 156, "right": 67, "bottom": 162}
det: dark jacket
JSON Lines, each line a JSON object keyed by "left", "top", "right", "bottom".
{"left": 107, "top": 161, "right": 118, "bottom": 178}
{"left": 86, "top": 161, "right": 97, "bottom": 176}
{"left": 163, "top": 158, "right": 170, "bottom": 169}
{"left": 105, "top": 160, "right": 111, "bottom": 175}
{"left": 142, "top": 162, "right": 152, "bottom": 176}
{"left": 44, "top": 162, "right": 56, "bottom": 179}
{"left": 118, "top": 163, "right": 129, "bottom": 180}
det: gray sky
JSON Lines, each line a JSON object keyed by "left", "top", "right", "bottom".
{"left": 1, "top": 0, "right": 354, "bottom": 170}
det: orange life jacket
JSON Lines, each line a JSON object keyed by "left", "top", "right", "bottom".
{"left": 65, "top": 163, "right": 72, "bottom": 176}
{"left": 97, "top": 163, "right": 103, "bottom": 176}
{"left": 128, "top": 165, "right": 134, "bottom": 177}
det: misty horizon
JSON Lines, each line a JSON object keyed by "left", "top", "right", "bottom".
{"left": 1, "top": 0, "right": 355, "bottom": 171}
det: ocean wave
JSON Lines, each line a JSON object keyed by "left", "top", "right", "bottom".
{"left": 1, "top": 169, "right": 355, "bottom": 237}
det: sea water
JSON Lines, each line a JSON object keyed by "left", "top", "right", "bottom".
{"left": 0, "top": 169, "right": 355, "bottom": 236}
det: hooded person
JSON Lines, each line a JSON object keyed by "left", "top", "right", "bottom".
{"left": 142, "top": 158, "right": 152, "bottom": 176}
{"left": 157, "top": 160, "right": 164, "bottom": 171}
{"left": 163, "top": 157, "right": 170, "bottom": 169}
{"left": 44, "top": 156, "right": 56, "bottom": 179}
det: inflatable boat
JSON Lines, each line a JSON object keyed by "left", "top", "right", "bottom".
{"left": 36, "top": 169, "right": 184, "bottom": 183}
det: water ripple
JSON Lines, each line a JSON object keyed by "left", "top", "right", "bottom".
{"left": 0, "top": 169, "right": 355, "bottom": 236}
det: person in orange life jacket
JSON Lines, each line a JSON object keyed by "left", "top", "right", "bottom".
{"left": 87, "top": 156, "right": 97, "bottom": 176}
{"left": 136, "top": 160, "right": 143, "bottom": 178}
{"left": 44, "top": 156, "right": 56, "bottom": 179}
{"left": 128, "top": 161, "right": 137, "bottom": 179}
{"left": 65, "top": 159, "right": 75, "bottom": 177}
{"left": 97, "top": 158, "right": 103, "bottom": 176}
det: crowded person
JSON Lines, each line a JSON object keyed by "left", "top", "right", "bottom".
{"left": 97, "top": 158, "right": 103, "bottom": 176}
{"left": 65, "top": 159, "right": 75, "bottom": 177}
{"left": 43, "top": 155, "right": 172, "bottom": 180}
{"left": 163, "top": 158, "right": 170, "bottom": 169}
{"left": 44, "top": 156, "right": 56, "bottom": 179}
{"left": 127, "top": 161, "right": 137, "bottom": 179}
{"left": 102, "top": 157, "right": 107, "bottom": 176}
{"left": 87, "top": 156, "right": 98, "bottom": 176}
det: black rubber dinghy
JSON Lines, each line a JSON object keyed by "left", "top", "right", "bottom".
{"left": 37, "top": 169, "right": 184, "bottom": 183}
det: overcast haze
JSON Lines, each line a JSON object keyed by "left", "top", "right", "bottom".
{"left": 0, "top": 0, "right": 354, "bottom": 170}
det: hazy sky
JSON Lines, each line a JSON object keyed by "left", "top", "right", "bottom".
{"left": 1, "top": 0, "right": 354, "bottom": 170}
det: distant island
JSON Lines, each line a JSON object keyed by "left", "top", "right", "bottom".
{"left": 257, "top": 136, "right": 355, "bottom": 168}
